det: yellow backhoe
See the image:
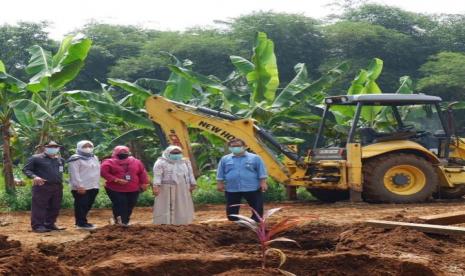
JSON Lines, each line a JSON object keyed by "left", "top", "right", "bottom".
{"left": 145, "top": 93, "right": 465, "bottom": 203}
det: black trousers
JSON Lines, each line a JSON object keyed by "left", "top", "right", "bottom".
{"left": 105, "top": 188, "right": 139, "bottom": 224}
{"left": 72, "top": 188, "right": 99, "bottom": 226}
{"left": 31, "top": 183, "right": 63, "bottom": 229}
{"left": 225, "top": 189, "right": 264, "bottom": 222}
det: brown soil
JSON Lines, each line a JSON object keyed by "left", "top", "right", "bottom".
{"left": 1, "top": 202, "right": 465, "bottom": 275}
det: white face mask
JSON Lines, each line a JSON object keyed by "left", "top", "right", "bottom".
{"left": 81, "top": 147, "right": 94, "bottom": 154}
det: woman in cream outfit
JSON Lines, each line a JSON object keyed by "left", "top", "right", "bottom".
{"left": 152, "top": 145, "right": 196, "bottom": 224}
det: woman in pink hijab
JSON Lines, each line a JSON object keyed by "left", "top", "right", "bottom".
{"left": 101, "top": 146, "right": 149, "bottom": 225}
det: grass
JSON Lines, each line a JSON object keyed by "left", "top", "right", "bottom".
{"left": 0, "top": 171, "right": 314, "bottom": 211}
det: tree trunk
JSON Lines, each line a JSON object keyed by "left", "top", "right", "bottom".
{"left": 286, "top": 186, "right": 297, "bottom": 200}
{"left": 2, "top": 119, "right": 15, "bottom": 194}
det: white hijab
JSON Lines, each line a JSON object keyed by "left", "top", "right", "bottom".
{"left": 161, "top": 145, "right": 188, "bottom": 176}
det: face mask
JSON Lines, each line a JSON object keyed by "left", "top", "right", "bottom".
{"left": 229, "top": 146, "right": 244, "bottom": 155}
{"left": 169, "top": 153, "right": 183, "bottom": 161}
{"left": 81, "top": 147, "right": 93, "bottom": 154}
{"left": 117, "top": 153, "right": 129, "bottom": 160}
{"left": 45, "top": 147, "right": 59, "bottom": 155}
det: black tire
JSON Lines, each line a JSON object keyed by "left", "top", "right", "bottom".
{"left": 307, "top": 188, "right": 350, "bottom": 203}
{"left": 363, "top": 153, "right": 437, "bottom": 203}
{"left": 434, "top": 185, "right": 465, "bottom": 199}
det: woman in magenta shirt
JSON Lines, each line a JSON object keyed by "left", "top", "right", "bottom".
{"left": 101, "top": 146, "right": 149, "bottom": 225}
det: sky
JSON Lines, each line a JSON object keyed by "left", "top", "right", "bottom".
{"left": 2, "top": 0, "right": 465, "bottom": 39}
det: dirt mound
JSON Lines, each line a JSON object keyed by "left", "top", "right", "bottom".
{"left": 381, "top": 213, "right": 426, "bottom": 223}
{"left": 58, "top": 223, "right": 257, "bottom": 267}
{"left": 0, "top": 222, "right": 458, "bottom": 275}
{"left": 336, "top": 224, "right": 445, "bottom": 255}
{"left": 0, "top": 236, "right": 78, "bottom": 276}
{"left": 0, "top": 250, "right": 80, "bottom": 276}
{"left": 216, "top": 268, "right": 283, "bottom": 275}
{"left": 0, "top": 235, "right": 20, "bottom": 250}
{"left": 283, "top": 252, "right": 438, "bottom": 276}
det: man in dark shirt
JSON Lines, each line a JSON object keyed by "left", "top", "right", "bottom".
{"left": 23, "top": 141, "right": 66, "bottom": 233}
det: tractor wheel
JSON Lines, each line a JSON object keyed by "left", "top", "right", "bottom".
{"left": 434, "top": 185, "right": 465, "bottom": 199}
{"left": 363, "top": 153, "right": 437, "bottom": 203}
{"left": 307, "top": 188, "right": 349, "bottom": 203}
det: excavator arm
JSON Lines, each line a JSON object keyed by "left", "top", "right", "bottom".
{"left": 145, "top": 95, "right": 306, "bottom": 185}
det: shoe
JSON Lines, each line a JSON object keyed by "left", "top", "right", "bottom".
{"left": 84, "top": 223, "right": 96, "bottom": 229}
{"left": 75, "top": 224, "right": 95, "bottom": 230}
{"left": 33, "top": 226, "right": 51, "bottom": 233}
{"left": 45, "top": 224, "right": 66, "bottom": 231}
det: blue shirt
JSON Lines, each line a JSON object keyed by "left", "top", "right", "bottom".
{"left": 216, "top": 152, "right": 268, "bottom": 192}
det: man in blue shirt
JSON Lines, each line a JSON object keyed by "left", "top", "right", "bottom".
{"left": 217, "top": 138, "right": 268, "bottom": 222}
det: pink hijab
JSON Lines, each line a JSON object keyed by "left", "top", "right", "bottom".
{"left": 111, "top": 145, "right": 135, "bottom": 165}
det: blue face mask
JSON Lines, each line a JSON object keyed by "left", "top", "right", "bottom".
{"left": 229, "top": 146, "right": 244, "bottom": 155}
{"left": 169, "top": 153, "right": 183, "bottom": 161}
{"left": 45, "top": 147, "right": 59, "bottom": 155}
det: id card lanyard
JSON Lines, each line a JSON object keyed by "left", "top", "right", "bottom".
{"left": 122, "top": 164, "right": 131, "bottom": 181}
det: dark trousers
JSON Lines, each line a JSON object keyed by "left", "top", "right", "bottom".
{"left": 105, "top": 188, "right": 139, "bottom": 224}
{"left": 31, "top": 183, "right": 63, "bottom": 229}
{"left": 225, "top": 189, "right": 264, "bottom": 222}
{"left": 72, "top": 189, "right": 99, "bottom": 226}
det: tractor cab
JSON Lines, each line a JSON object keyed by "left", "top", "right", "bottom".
{"left": 305, "top": 93, "right": 460, "bottom": 204}
{"left": 312, "top": 94, "right": 448, "bottom": 160}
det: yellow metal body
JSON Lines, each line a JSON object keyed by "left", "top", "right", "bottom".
{"left": 449, "top": 138, "right": 465, "bottom": 160}
{"left": 145, "top": 95, "right": 465, "bottom": 195}
{"left": 145, "top": 95, "right": 307, "bottom": 184}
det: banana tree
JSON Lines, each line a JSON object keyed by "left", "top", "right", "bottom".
{"left": 12, "top": 34, "right": 92, "bottom": 147}
{"left": 166, "top": 32, "right": 348, "bottom": 143}
{"left": 64, "top": 82, "right": 158, "bottom": 162}
{"left": 0, "top": 61, "right": 27, "bottom": 193}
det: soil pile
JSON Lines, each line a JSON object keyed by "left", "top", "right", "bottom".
{"left": 57, "top": 224, "right": 257, "bottom": 267}
{"left": 0, "top": 220, "right": 462, "bottom": 275}
{"left": 53, "top": 222, "right": 444, "bottom": 275}
{"left": 0, "top": 235, "right": 77, "bottom": 276}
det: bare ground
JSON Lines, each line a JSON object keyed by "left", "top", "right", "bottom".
{"left": 1, "top": 200, "right": 465, "bottom": 275}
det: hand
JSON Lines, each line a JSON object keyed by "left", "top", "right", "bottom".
{"left": 115, "top": 178, "right": 128, "bottom": 185}
{"left": 217, "top": 182, "right": 225, "bottom": 192}
{"left": 152, "top": 186, "right": 161, "bottom": 196}
{"left": 140, "top": 183, "right": 149, "bottom": 192}
{"left": 33, "top": 177, "right": 45, "bottom": 186}
{"left": 77, "top": 187, "right": 86, "bottom": 195}
{"left": 189, "top": 185, "right": 196, "bottom": 193}
{"left": 260, "top": 181, "right": 268, "bottom": 192}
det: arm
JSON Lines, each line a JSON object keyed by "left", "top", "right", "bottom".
{"left": 22, "top": 157, "right": 37, "bottom": 179}
{"left": 152, "top": 159, "right": 164, "bottom": 187}
{"left": 138, "top": 160, "right": 149, "bottom": 191}
{"left": 186, "top": 160, "right": 197, "bottom": 186}
{"left": 257, "top": 156, "right": 268, "bottom": 192}
{"left": 23, "top": 157, "right": 45, "bottom": 186}
{"left": 186, "top": 160, "right": 197, "bottom": 192}
{"left": 138, "top": 160, "right": 149, "bottom": 185}
{"left": 100, "top": 161, "right": 117, "bottom": 182}
{"left": 152, "top": 159, "right": 164, "bottom": 196}
{"left": 68, "top": 161, "right": 84, "bottom": 190}
{"left": 216, "top": 157, "right": 225, "bottom": 192}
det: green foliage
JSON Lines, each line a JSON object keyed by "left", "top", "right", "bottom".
{"left": 341, "top": 4, "right": 436, "bottom": 36}
{"left": 0, "top": 22, "right": 54, "bottom": 81}
{"left": 229, "top": 11, "right": 326, "bottom": 82}
{"left": 417, "top": 52, "right": 465, "bottom": 101}
{"left": 246, "top": 32, "right": 279, "bottom": 105}
{"left": 331, "top": 58, "right": 383, "bottom": 125}
{"left": 26, "top": 35, "right": 92, "bottom": 92}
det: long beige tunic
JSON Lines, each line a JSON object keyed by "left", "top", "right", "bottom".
{"left": 152, "top": 158, "right": 196, "bottom": 225}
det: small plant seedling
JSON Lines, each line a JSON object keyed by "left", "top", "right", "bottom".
{"left": 230, "top": 204, "right": 317, "bottom": 273}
